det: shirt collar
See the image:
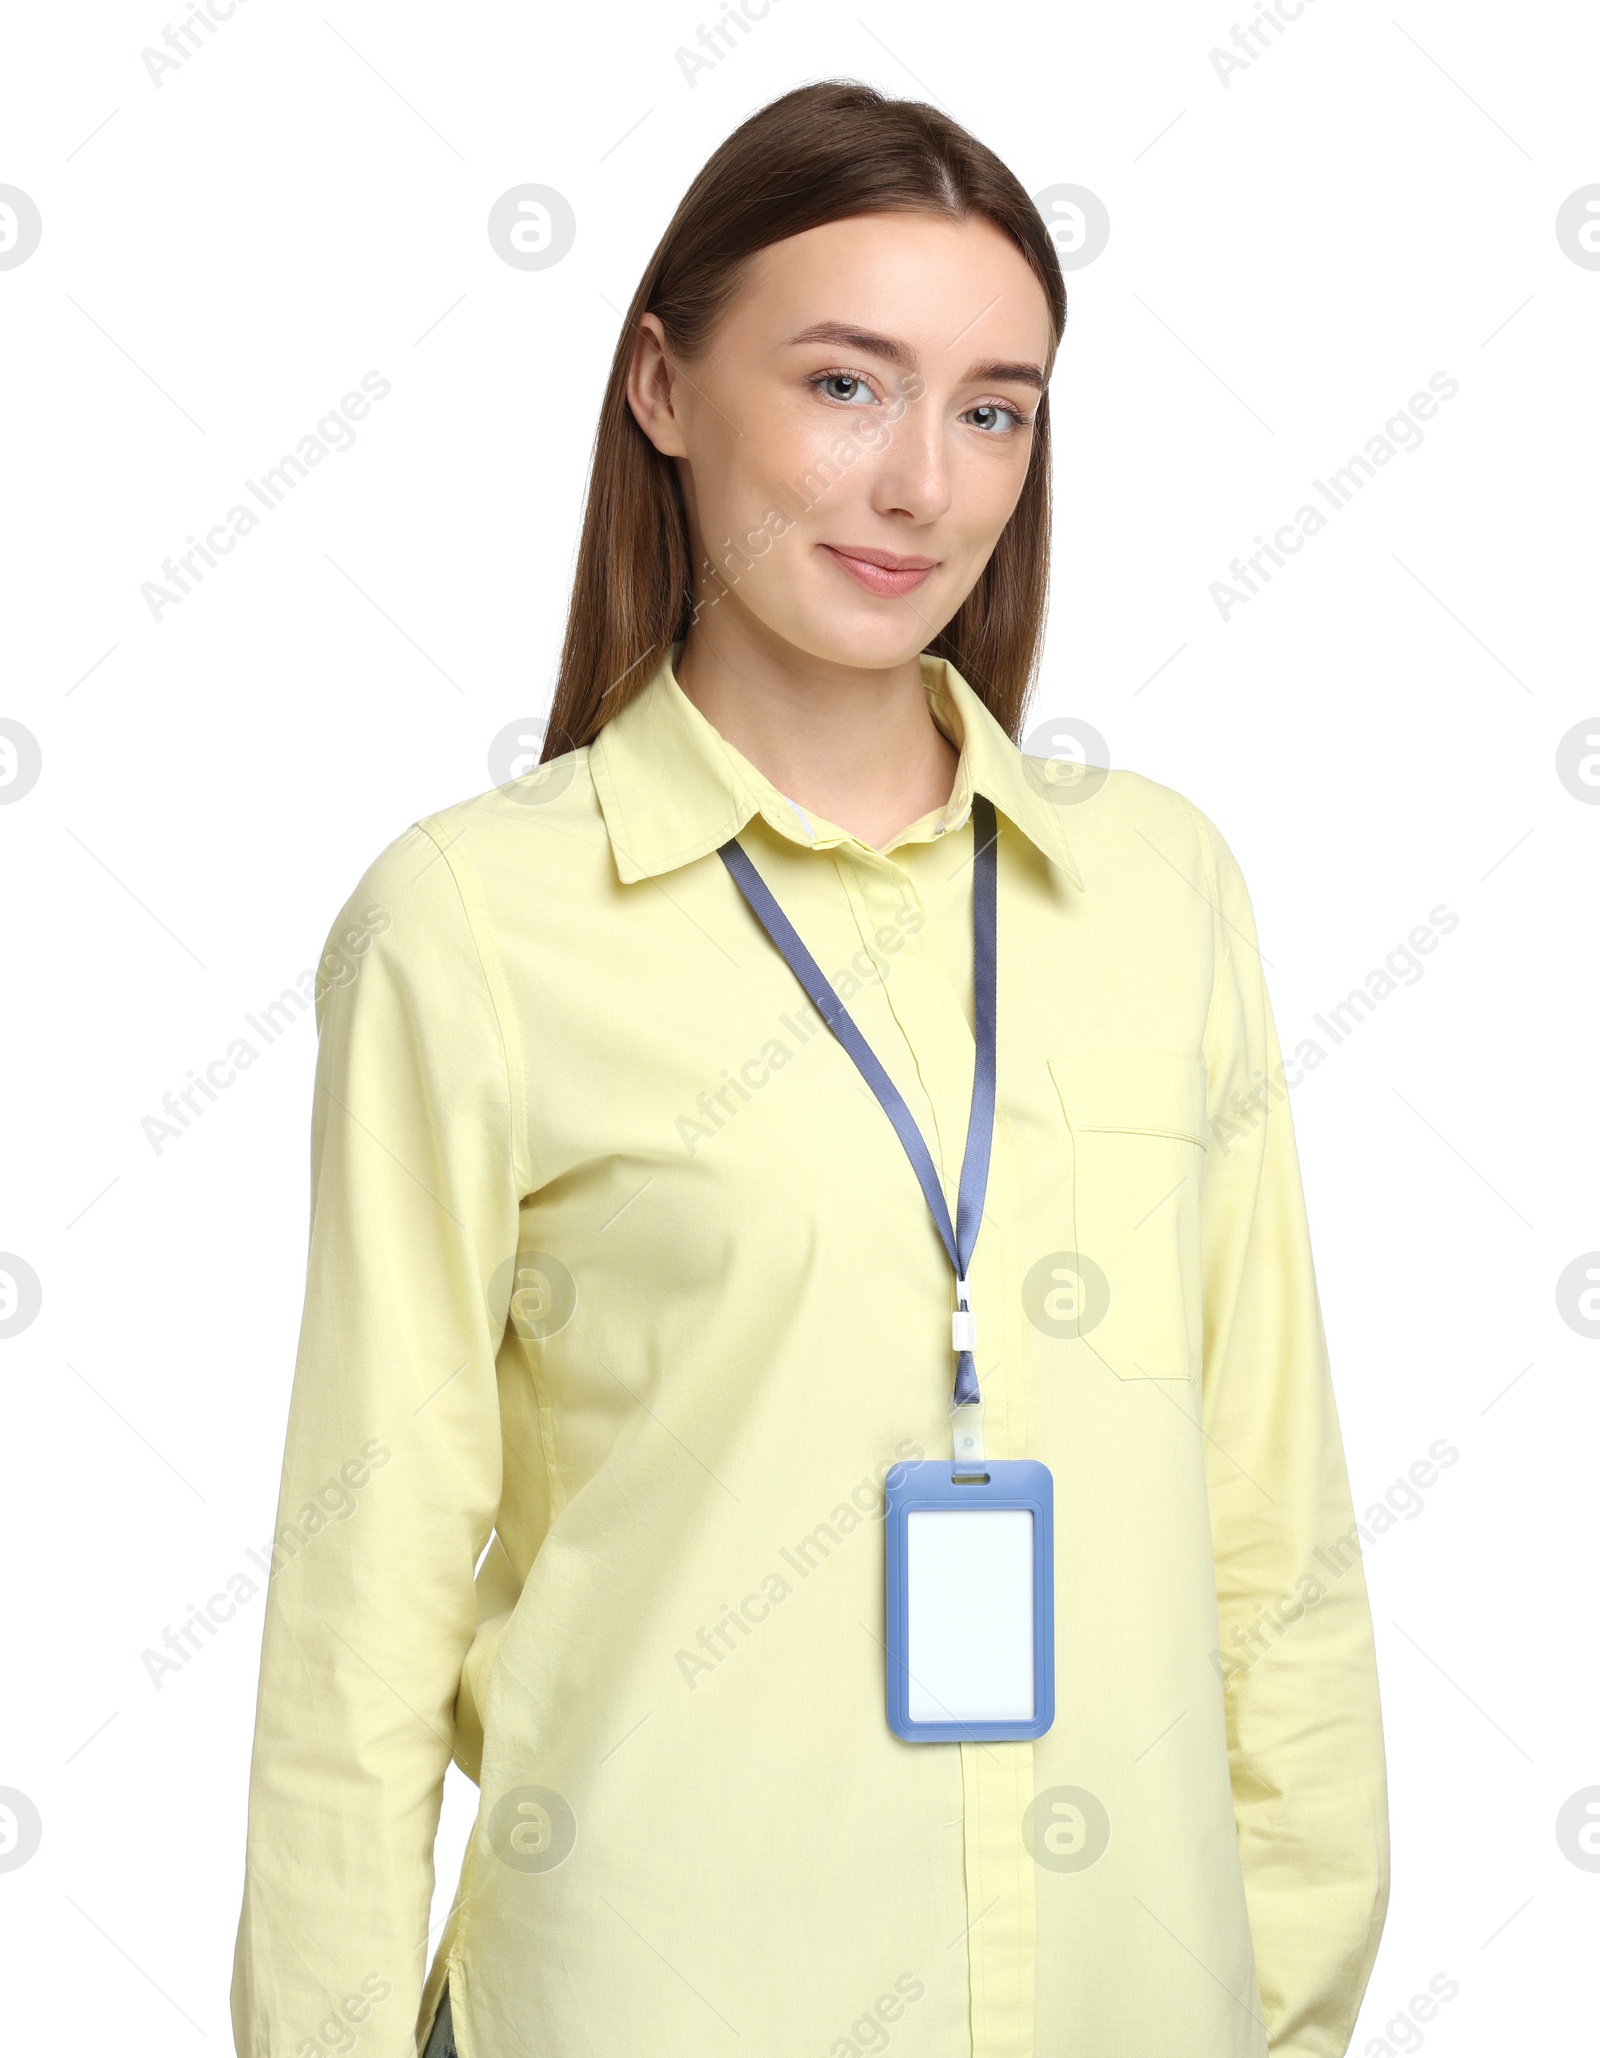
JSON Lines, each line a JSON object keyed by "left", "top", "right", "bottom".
{"left": 588, "top": 643, "right": 1084, "bottom": 889}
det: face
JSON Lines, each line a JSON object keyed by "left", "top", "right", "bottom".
{"left": 627, "top": 212, "right": 1054, "bottom": 672}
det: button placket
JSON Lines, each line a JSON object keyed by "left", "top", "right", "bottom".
{"left": 833, "top": 842, "right": 1031, "bottom": 2058}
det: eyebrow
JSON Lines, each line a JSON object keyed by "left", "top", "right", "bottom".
{"left": 782, "top": 320, "right": 1046, "bottom": 392}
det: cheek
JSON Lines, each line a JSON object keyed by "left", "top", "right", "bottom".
{"left": 745, "top": 401, "right": 861, "bottom": 495}
{"left": 938, "top": 443, "right": 1034, "bottom": 564}
{"left": 698, "top": 407, "right": 880, "bottom": 559}
{"left": 687, "top": 409, "right": 814, "bottom": 543}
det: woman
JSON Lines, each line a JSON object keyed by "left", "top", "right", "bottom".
{"left": 231, "top": 81, "right": 1388, "bottom": 2058}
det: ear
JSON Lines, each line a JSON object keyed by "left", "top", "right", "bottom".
{"left": 625, "top": 312, "right": 690, "bottom": 459}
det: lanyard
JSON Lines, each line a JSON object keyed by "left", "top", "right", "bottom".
{"left": 716, "top": 793, "right": 998, "bottom": 1418}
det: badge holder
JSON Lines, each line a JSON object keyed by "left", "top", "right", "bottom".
{"left": 882, "top": 1347, "right": 1055, "bottom": 1745}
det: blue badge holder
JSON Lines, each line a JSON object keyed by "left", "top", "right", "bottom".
{"left": 883, "top": 1457, "right": 1055, "bottom": 1743}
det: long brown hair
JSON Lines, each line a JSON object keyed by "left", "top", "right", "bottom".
{"left": 542, "top": 80, "right": 1068, "bottom": 762}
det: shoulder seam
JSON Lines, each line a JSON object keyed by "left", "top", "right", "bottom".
{"left": 1181, "top": 797, "right": 1231, "bottom": 1107}
{"left": 415, "top": 815, "right": 531, "bottom": 1201}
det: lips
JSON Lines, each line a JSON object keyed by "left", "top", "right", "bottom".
{"left": 819, "top": 544, "right": 938, "bottom": 599}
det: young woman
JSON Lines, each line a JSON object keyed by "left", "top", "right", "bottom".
{"left": 231, "top": 81, "right": 1389, "bottom": 2058}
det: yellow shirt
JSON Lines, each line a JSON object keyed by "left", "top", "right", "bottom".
{"left": 230, "top": 648, "right": 1388, "bottom": 2058}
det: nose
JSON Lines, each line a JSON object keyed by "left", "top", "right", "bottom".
{"left": 868, "top": 382, "right": 951, "bottom": 526}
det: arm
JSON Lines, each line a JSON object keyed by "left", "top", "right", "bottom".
{"left": 230, "top": 821, "right": 520, "bottom": 2058}
{"left": 1192, "top": 805, "right": 1390, "bottom": 2057}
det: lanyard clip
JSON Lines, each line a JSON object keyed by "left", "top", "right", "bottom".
{"left": 952, "top": 1274, "right": 977, "bottom": 1354}
{"left": 950, "top": 1396, "right": 987, "bottom": 1480}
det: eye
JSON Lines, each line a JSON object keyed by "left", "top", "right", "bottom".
{"left": 810, "top": 371, "right": 879, "bottom": 407}
{"left": 962, "top": 400, "right": 1032, "bottom": 436}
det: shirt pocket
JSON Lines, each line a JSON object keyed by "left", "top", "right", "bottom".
{"left": 1045, "top": 1052, "right": 1209, "bottom": 1381}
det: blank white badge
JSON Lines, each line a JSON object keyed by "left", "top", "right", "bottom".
{"left": 904, "top": 1506, "right": 1037, "bottom": 1722}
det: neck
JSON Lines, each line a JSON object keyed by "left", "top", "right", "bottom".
{"left": 673, "top": 611, "right": 960, "bottom": 851}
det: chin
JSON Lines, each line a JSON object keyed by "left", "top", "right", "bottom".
{"left": 750, "top": 578, "right": 951, "bottom": 673}
{"left": 777, "top": 612, "right": 933, "bottom": 672}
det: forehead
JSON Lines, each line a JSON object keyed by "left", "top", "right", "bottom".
{"left": 726, "top": 213, "right": 1054, "bottom": 365}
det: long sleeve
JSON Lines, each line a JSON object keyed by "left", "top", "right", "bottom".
{"left": 230, "top": 821, "right": 521, "bottom": 2058}
{"left": 1191, "top": 807, "right": 1390, "bottom": 2056}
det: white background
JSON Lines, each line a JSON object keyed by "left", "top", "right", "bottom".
{"left": 2, "top": 1, "right": 1597, "bottom": 2052}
